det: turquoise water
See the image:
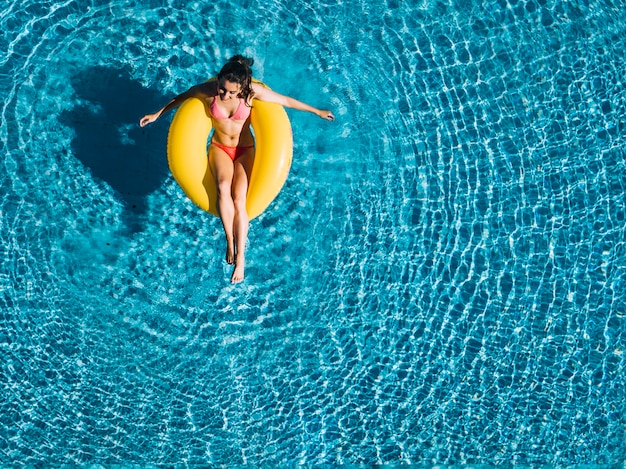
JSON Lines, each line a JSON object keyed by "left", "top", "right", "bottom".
{"left": 1, "top": 0, "right": 625, "bottom": 465}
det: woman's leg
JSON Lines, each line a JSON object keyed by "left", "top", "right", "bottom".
{"left": 230, "top": 148, "right": 255, "bottom": 283}
{"left": 209, "top": 146, "right": 236, "bottom": 264}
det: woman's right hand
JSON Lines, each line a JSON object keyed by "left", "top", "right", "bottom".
{"left": 139, "top": 113, "right": 158, "bottom": 127}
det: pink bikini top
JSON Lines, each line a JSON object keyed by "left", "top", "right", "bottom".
{"left": 210, "top": 96, "right": 252, "bottom": 120}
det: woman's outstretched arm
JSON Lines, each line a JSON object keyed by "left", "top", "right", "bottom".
{"left": 140, "top": 83, "right": 210, "bottom": 127}
{"left": 251, "top": 83, "right": 335, "bottom": 121}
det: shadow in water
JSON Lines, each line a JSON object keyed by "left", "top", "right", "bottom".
{"left": 59, "top": 65, "right": 171, "bottom": 233}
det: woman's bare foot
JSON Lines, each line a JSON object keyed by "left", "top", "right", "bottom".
{"left": 231, "top": 257, "right": 245, "bottom": 284}
{"left": 225, "top": 242, "right": 235, "bottom": 265}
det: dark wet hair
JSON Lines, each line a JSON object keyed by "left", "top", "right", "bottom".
{"left": 218, "top": 55, "right": 254, "bottom": 103}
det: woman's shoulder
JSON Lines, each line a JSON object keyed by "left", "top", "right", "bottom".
{"left": 251, "top": 81, "right": 266, "bottom": 94}
{"left": 250, "top": 81, "right": 273, "bottom": 101}
{"left": 196, "top": 80, "right": 218, "bottom": 96}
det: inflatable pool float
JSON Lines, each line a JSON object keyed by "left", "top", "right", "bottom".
{"left": 167, "top": 79, "right": 293, "bottom": 219}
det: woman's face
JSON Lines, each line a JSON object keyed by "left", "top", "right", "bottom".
{"left": 218, "top": 80, "right": 241, "bottom": 101}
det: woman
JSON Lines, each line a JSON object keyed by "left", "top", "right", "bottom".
{"left": 140, "top": 55, "right": 335, "bottom": 283}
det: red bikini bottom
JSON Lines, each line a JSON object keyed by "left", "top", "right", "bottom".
{"left": 211, "top": 140, "right": 254, "bottom": 161}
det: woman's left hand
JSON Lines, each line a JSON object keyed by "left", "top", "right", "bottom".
{"left": 318, "top": 110, "right": 335, "bottom": 121}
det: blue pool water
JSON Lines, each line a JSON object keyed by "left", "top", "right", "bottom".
{"left": 1, "top": 0, "right": 625, "bottom": 465}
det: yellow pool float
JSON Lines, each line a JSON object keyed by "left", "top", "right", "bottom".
{"left": 167, "top": 80, "right": 293, "bottom": 220}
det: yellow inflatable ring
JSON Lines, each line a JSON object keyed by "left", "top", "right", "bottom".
{"left": 167, "top": 80, "right": 293, "bottom": 220}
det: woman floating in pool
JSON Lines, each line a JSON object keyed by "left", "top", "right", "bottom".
{"left": 140, "top": 55, "right": 334, "bottom": 283}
